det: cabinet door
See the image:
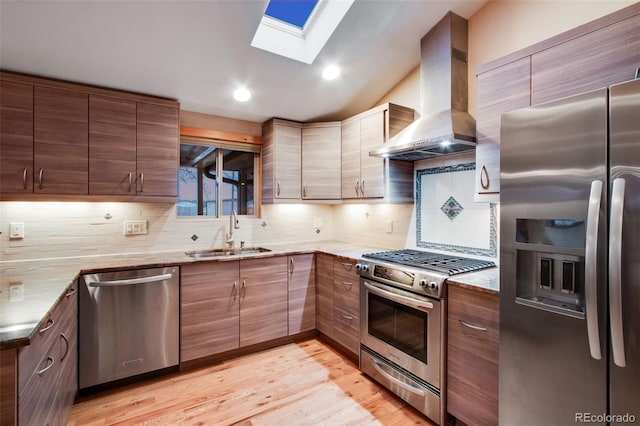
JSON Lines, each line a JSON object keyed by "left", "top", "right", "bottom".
{"left": 332, "top": 258, "right": 360, "bottom": 354}
{"left": 273, "top": 124, "right": 302, "bottom": 199}
{"left": 341, "top": 119, "right": 361, "bottom": 199}
{"left": 475, "top": 57, "right": 530, "bottom": 198}
{"left": 181, "top": 261, "right": 240, "bottom": 362}
{"left": 359, "top": 111, "right": 385, "bottom": 198}
{"left": 315, "top": 253, "right": 334, "bottom": 337}
{"left": 0, "top": 81, "right": 33, "bottom": 195}
{"left": 136, "top": 103, "right": 179, "bottom": 197}
{"left": 89, "top": 96, "right": 137, "bottom": 195}
{"left": 288, "top": 254, "right": 316, "bottom": 335}
{"left": 240, "top": 257, "right": 288, "bottom": 346}
{"left": 447, "top": 286, "right": 499, "bottom": 426}
{"left": 55, "top": 283, "right": 78, "bottom": 425}
{"left": 302, "top": 123, "right": 341, "bottom": 199}
{"left": 532, "top": 14, "right": 640, "bottom": 105}
{"left": 34, "top": 86, "right": 88, "bottom": 194}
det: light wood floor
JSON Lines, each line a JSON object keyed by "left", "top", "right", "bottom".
{"left": 68, "top": 338, "right": 433, "bottom": 425}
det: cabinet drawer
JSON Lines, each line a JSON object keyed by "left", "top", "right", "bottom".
{"left": 333, "top": 259, "right": 359, "bottom": 312}
{"left": 447, "top": 285, "right": 499, "bottom": 426}
{"left": 333, "top": 306, "right": 359, "bottom": 354}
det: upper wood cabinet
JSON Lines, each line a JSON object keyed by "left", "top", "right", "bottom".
{"left": 302, "top": 122, "right": 341, "bottom": 200}
{"left": 474, "top": 5, "right": 640, "bottom": 201}
{"left": 287, "top": 254, "right": 316, "bottom": 335}
{"left": 0, "top": 80, "right": 33, "bottom": 195}
{"left": 341, "top": 103, "right": 414, "bottom": 202}
{"left": 531, "top": 13, "right": 640, "bottom": 106}
{"left": 262, "top": 119, "right": 302, "bottom": 202}
{"left": 475, "top": 57, "right": 531, "bottom": 201}
{"left": 0, "top": 71, "right": 180, "bottom": 202}
{"left": 447, "top": 285, "right": 499, "bottom": 426}
{"left": 89, "top": 95, "right": 137, "bottom": 195}
{"left": 136, "top": 103, "right": 179, "bottom": 197}
{"left": 34, "top": 86, "right": 89, "bottom": 195}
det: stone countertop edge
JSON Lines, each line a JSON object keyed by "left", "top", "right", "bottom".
{"left": 0, "top": 241, "right": 386, "bottom": 349}
{"left": 445, "top": 266, "right": 500, "bottom": 295}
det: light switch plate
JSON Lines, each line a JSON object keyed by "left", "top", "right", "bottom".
{"left": 9, "top": 222, "right": 25, "bottom": 240}
{"left": 123, "top": 220, "right": 148, "bottom": 236}
{"left": 386, "top": 220, "right": 393, "bottom": 234}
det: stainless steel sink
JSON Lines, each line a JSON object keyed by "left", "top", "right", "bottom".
{"left": 185, "top": 247, "right": 271, "bottom": 259}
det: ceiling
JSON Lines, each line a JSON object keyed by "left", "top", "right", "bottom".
{"left": 0, "top": 0, "right": 486, "bottom": 124}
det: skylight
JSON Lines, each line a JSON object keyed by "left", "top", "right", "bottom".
{"left": 251, "top": 0, "right": 354, "bottom": 64}
{"left": 264, "top": 0, "right": 320, "bottom": 29}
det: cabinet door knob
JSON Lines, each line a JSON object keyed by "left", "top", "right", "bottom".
{"left": 60, "top": 332, "right": 70, "bottom": 361}
{"left": 128, "top": 172, "right": 133, "bottom": 193}
{"left": 361, "top": 179, "right": 365, "bottom": 196}
{"left": 37, "top": 356, "right": 55, "bottom": 375}
{"left": 22, "top": 167, "right": 28, "bottom": 190}
{"left": 459, "top": 319, "right": 488, "bottom": 332}
{"left": 480, "top": 165, "right": 490, "bottom": 190}
{"left": 139, "top": 172, "right": 144, "bottom": 192}
{"left": 355, "top": 179, "right": 360, "bottom": 197}
{"left": 276, "top": 180, "right": 281, "bottom": 197}
{"left": 38, "top": 168, "right": 44, "bottom": 190}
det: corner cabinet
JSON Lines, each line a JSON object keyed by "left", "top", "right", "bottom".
{"left": 341, "top": 103, "right": 415, "bottom": 202}
{"left": 288, "top": 254, "right": 316, "bottom": 334}
{"left": 474, "top": 6, "right": 640, "bottom": 201}
{"left": 447, "top": 285, "right": 499, "bottom": 426}
{"left": 302, "top": 123, "right": 341, "bottom": 200}
{"left": 474, "top": 57, "right": 531, "bottom": 201}
{"left": 0, "top": 71, "right": 179, "bottom": 202}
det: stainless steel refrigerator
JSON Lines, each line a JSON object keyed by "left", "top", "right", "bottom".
{"left": 500, "top": 78, "right": 639, "bottom": 425}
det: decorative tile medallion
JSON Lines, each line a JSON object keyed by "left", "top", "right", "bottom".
{"left": 441, "top": 196, "right": 463, "bottom": 221}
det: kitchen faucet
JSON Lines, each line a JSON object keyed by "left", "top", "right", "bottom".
{"left": 225, "top": 210, "right": 240, "bottom": 248}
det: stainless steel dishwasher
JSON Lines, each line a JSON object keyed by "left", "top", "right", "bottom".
{"left": 78, "top": 266, "right": 179, "bottom": 391}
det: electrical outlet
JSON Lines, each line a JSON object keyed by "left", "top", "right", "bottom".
{"left": 386, "top": 220, "right": 393, "bottom": 234}
{"left": 123, "top": 220, "right": 148, "bottom": 236}
{"left": 9, "top": 222, "right": 25, "bottom": 240}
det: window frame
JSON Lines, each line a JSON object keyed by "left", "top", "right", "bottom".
{"left": 178, "top": 135, "right": 261, "bottom": 218}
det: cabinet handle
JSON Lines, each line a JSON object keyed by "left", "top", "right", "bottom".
{"left": 480, "top": 165, "right": 490, "bottom": 190}
{"left": 38, "top": 168, "right": 44, "bottom": 190}
{"left": 22, "top": 168, "right": 28, "bottom": 190}
{"left": 128, "top": 172, "right": 133, "bottom": 193}
{"left": 60, "top": 332, "right": 69, "bottom": 361}
{"left": 303, "top": 183, "right": 307, "bottom": 198}
{"left": 65, "top": 288, "right": 76, "bottom": 298}
{"left": 355, "top": 179, "right": 360, "bottom": 197}
{"left": 232, "top": 281, "right": 238, "bottom": 300}
{"left": 361, "top": 179, "right": 365, "bottom": 196}
{"left": 342, "top": 281, "right": 353, "bottom": 288}
{"left": 139, "top": 172, "right": 144, "bottom": 192}
{"left": 37, "top": 356, "right": 55, "bottom": 376}
{"left": 289, "top": 258, "right": 294, "bottom": 274}
{"left": 341, "top": 313, "right": 354, "bottom": 321}
{"left": 276, "top": 180, "right": 280, "bottom": 196}
{"left": 459, "top": 319, "right": 488, "bottom": 332}
{"left": 39, "top": 319, "right": 54, "bottom": 334}
{"left": 240, "top": 279, "right": 246, "bottom": 301}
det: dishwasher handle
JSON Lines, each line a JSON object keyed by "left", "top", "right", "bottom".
{"left": 88, "top": 273, "right": 174, "bottom": 287}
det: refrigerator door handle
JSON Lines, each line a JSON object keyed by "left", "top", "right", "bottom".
{"left": 609, "top": 177, "right": 626, "bottom": 367}
{"left": 585, "top": 179, "right": 603, "bottom": 360}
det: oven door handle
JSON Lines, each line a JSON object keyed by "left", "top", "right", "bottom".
{"left": 364, "top": 282, "right": 434, "bottom": 311}
{"left": 371, "top": 359, "right": 426, "bottom": 397}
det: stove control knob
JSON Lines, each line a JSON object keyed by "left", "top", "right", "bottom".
{"left": 355, "top": 263, "right": 362, "bottom": 270}
{"left": 428, "top": 281, "right": 438, "bottom": 290}
{"left": 419, "top": 279, "right": 428, "bottom": 287}
{"left": 419, "top": 279, "right": 438, "bottom": 290}
{"left": 355, "top": 263, "right": 369, "bottom": 272}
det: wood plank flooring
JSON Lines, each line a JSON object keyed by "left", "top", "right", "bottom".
{"left": 68, "top": 338, "right": 433, "bottom": 425}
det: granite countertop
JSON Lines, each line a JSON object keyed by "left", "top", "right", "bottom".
{"left": 0, "top": 240, "right": 386, "bottom": 349}
{"left": 446, "top": 266, "right": 500, "bottom": 294}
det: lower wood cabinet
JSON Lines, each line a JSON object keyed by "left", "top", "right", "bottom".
{"left": 239, "top": 257, "right": 288, "bottom": 347}
{"left": 7, "top": 282, "right": 78, "bottom": 426}
{"left": 181, "top": 255, "right": 314, "bottom": 363}
{"left": 287, "top": 254, "right": 316, "bottom": 335}
{"left": 447, "top": 285, "right": 499, "bottom": 426}
{"left": 315, "top": 254, "right": 360, "bottom": 357}
{"left": 181, "top": 260, "right": 241, "bottom": 362}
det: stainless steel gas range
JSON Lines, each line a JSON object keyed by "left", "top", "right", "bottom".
{"left": 356, "top": 249, "right": 495, "bottom": 425}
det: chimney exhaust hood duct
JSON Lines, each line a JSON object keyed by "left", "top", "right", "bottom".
{"left": 370, "top": 12, "right": 476, "bottom": 161}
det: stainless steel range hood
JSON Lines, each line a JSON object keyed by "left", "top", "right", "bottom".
{"left": 371, "top": 12, "right": 476, "bottom": 161}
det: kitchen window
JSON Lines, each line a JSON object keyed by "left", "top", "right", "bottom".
{"left": 178, "top": 138, "right": 259, "bottom": 217}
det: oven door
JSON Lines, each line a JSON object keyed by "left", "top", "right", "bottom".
{"left": 360, "top": 279, "right": 441, "bottom": 388}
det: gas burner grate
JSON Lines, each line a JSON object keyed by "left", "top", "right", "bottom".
{"left": 363, "top": 249, "right": 495, "bottom": 275}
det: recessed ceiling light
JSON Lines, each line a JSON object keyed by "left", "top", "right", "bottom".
{"left": 233, "top": 88, "right": 251, "bottom": 102}
{"left": 322, "top": 65, "right": 340, "bottom": 80}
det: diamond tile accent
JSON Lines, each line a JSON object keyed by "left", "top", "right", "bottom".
{"left": 441, "top": 196, "right": 463, "bottom": 221}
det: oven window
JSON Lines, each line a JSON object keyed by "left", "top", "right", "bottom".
{"left": 368, "top": 293, "right": 427, "bottom": 363}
